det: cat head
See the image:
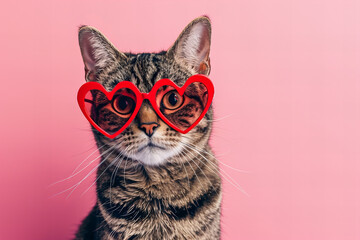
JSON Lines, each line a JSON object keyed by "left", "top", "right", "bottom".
{"left": 78, "top": 16, "right": 213, "bottom": 166}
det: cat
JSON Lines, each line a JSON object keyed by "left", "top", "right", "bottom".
{"left": 74, "top": 16, "right": 222, "bottom": 240}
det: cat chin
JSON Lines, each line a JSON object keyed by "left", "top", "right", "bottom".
{"left": 129, "top": 145, "right": 183, "bottom": 166}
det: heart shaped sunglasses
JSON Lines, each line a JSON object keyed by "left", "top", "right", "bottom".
{"left": 77, "top": 74, "right": 214, "bottom": 138}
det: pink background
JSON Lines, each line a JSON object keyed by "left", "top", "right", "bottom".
{"left": 1, "top": 0, "right": 360, "bottom": 239}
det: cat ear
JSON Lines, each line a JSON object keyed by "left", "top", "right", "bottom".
{"left": 167, "top": 16, "right": 212, "bottom": 75}
{"left": 78, "top": 26, "right": 127, "bottom": 81}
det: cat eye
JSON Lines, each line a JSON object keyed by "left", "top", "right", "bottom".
{"left": 78, "top": 75, "right": 214, "bottom": 138}
{"left": 161, "top": 91, "right": 183, "bottom": 110}
{"left": 112, "top": 95, "right": 135, "bottom": 115}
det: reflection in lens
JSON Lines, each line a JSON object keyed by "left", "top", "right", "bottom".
{"left": 156, "top": 82, "right": 208, "bottom": 131}
{"left": 84, "top": 88, "right": 136, "bottom": 134}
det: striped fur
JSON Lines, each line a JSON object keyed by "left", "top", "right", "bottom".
{"left": 75, "top": 16, "right": 221, "bottom": 240}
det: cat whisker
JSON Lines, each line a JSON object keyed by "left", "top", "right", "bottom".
{"left": 182, "top": 143, "right": 237, "bottom": 179}
{"left": 203, "top": 113, "right": 233, "bottom": 122}
{"left": 82, "top": 153, "right": 119, "bottom": 196}
{"left": 181, "top": 135, "right": 250, "bottom": 173}
{"left": 109, "top": 146, "right": 130, "bottom": 204}
{"left": 50, "top": 145, "right": 119, "bottom": 199}
{"left": 49, "top": 143, "right": 114, "bottom": 187}
{"left": 182, "top": 147, "right": 214, "bottom": 187}
{"left": 110, "top": 153, "right": 125, "bottom": 185}
{"left": 209, "top": 125, "right": 237, "bottom": 133}
{"left": 71, "top": 143, "right": 108, "bottom": 175}
{"left": 190, "top": 140, "right": 249, "bottom": 173}
{"left": 176, "top": 151, "right": 192, "bottom": 190}
{"left": 182, "top": 143, "right": 249, "bottom": 196}
{"left": 183, "top": 144, "right": 247, "bottom": 195}
{"left": 123, "top": 158, "right": 129, "bottom": 188}
{"left": 69, "top": 142, "right": 99, "bottom": 158}
{"left": 66, "top": 146, "right": 119, "bottom": 199}
{"left": 178, "top": 150, "right": 206, "bottom": 190}
{"left": 178, "top": 156, "right": 191, "bottom": 190}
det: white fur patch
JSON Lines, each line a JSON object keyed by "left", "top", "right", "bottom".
{"left": 130, "top": 141, "right": 186, "bottom": 166}
{"left": 122, "top": 133, "right": 189, "bottom": 166}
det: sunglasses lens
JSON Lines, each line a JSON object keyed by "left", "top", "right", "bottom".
{"left": 156, "top": 82, "right": 209, "bottom": 131}
{"left": 84, "top": 88, "right": 137, "bottom": 135}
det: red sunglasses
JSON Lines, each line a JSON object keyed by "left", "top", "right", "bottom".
{"left": 77, "top": 74, "right": 214, "bottom": 139}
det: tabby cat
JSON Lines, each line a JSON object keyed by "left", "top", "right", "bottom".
{"left": 75, "top": 16, "right": 222, "bottom": 240}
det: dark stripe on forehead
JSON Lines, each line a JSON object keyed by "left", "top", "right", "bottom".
{"left": 149, "top": 55, "right": 161, "bottom": 84}
{"left": 132, "top": 54, "right": 153, "bottom": 92}
{"left": 132, "top": 70, "right": 141, "bottom": 87}
{"left": 149, "top": 67, "right": 161, "bottom": 85}
{"left": 142, "top": 54, "right": 157, "bottom": 89}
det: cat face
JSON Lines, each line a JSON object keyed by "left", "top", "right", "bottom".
{"left": 78, "top": 17, "right": 213, "bottom": 166}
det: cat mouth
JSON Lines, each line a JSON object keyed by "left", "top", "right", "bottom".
{"left": 137, "top": 142, "right": 166, "bottom": 152}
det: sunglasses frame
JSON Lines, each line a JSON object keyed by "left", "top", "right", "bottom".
{"left": 77, "top": 74, "right": 214, "bottom": 139}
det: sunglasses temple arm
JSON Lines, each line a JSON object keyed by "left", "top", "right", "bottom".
{"left": 84, "top": 99, "right": 95, "bottom": 104}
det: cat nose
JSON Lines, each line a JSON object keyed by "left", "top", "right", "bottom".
{"left": 140, "top": 122, "right": 159, "bottom": 137}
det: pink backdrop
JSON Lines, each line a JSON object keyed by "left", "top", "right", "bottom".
{"left": 1, "top": 0, "right": 360, "bottom": 239}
